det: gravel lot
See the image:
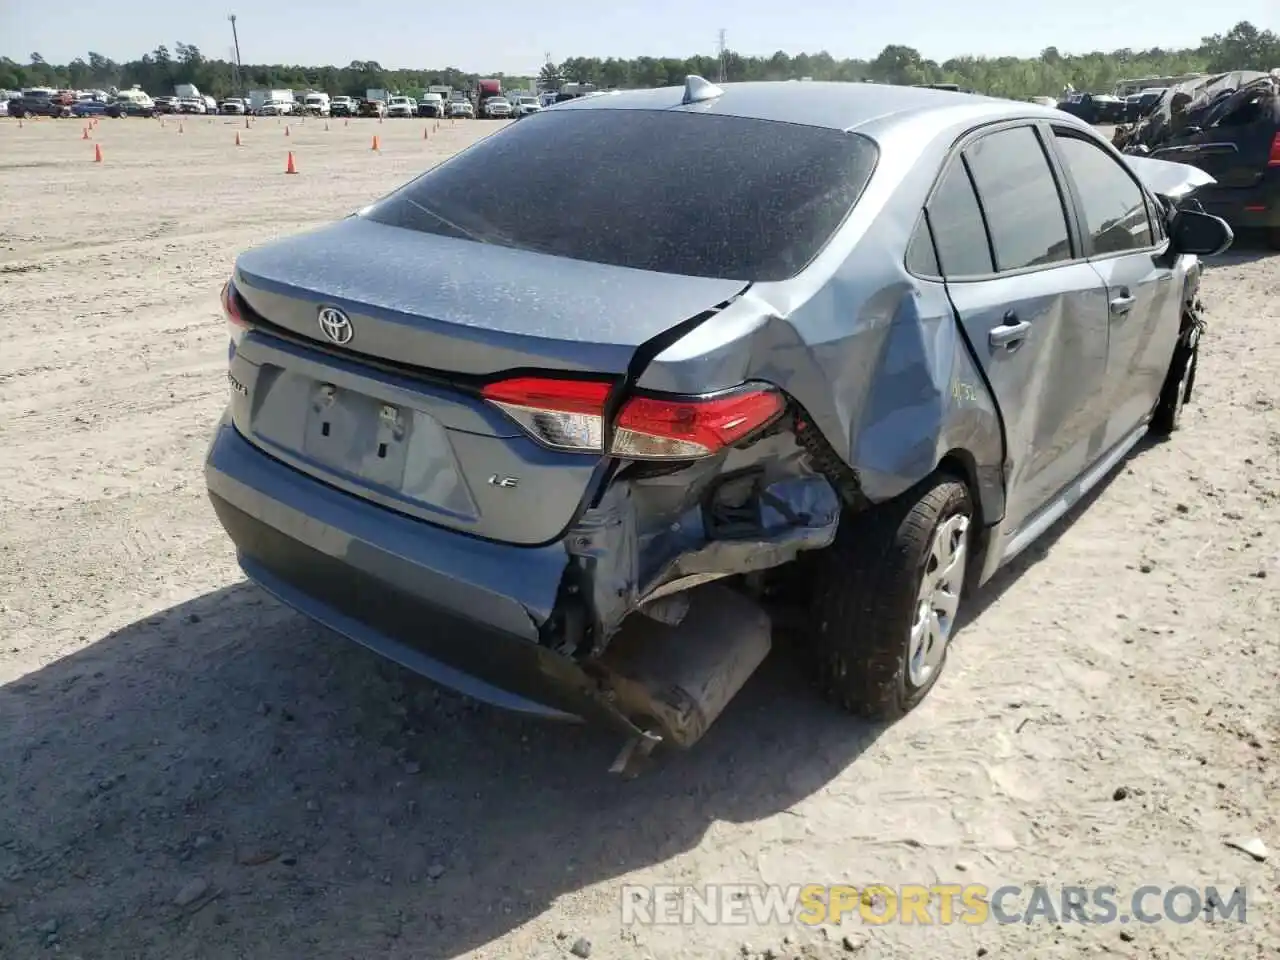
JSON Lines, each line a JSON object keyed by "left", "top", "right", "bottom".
{"left": 1, "top": 114, "right": 1277, "bottom": 960}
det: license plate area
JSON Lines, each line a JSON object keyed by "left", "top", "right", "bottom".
{"left": 303, "top": 382, "right": 411, "bottom": 489}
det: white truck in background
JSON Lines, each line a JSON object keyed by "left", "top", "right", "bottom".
{"left": 301, "top": 91, "right": 331, "bottom": 116}
{"left": 247, "top": 89, "right": 295, "bottom": 115}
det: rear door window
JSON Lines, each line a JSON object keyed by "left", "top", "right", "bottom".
{"left": 964, "top": 126, "right": 1074, "bottom": 271}
{"left": 924, "top": 159, "right": 994, "bottom": 277}
{"left": 361, "top": 109, "right": 879, "bottom": 281}
{"left": 1051, "top": 131, "right": 1154, "bottom": 255}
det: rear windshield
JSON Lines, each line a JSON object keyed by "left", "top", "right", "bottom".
{"left": 361, "top": 109, "right": 878, "bottom": 281}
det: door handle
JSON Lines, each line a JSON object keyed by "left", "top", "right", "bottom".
{"left": 989, "top": 318, "right": 1031, "bottom": 350}
{"left": 1110, "top": 295, "right": 1135, "bottom": 316}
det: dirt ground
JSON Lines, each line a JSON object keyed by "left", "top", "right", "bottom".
{"left": 0, "top": 114, "right": 1277, "bottom": 960}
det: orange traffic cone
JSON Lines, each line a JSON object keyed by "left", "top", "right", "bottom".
{"left": 324, "top": 121, "right": 329, "bottom": 131}
{"left": 378, "top": 116, "right": 384, "bottom": 124}
{"left": 245, "top": 116, "right": 250, "bottom": 128}
{"left": 344, "top": 118, "right": 349, "bottom": 127}
{"left": 285, "top": 151, "right": 297, "bottom": 174}
{"left": 284, "top": 125, "right": 290, "bottom": 136}
{"left": 423, "top": 126, "right": 429, "bottom": 139}
{"left": 371, "top": 134, "right": 380, "bottom": 151}
{"left": 82, "top": 126, "right": 90, "bottom": 139}
{"left": 178, "top": 121, "right": 184, "bottom": 134}
{"left": 93, "top": 143, "right": 102, "bottom": 162}
{"left": 235, "top": 131, "right": 242, "bottom": 146}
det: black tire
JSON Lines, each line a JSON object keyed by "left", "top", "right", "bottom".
{"left": 807, "top": 476, "right": 974, "bottom": 720}
{"left": 1267, "top": 227, "right": 1280, "bottom": 251}
{"left": 1150, "top": 325, "right": 1200, "bottom": 436}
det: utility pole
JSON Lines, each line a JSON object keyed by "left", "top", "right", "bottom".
{"left": 716, "top": 29, "right": 727, "bottom": 83}
{"left": 228, "top": 14, "right": 244, "bottom": 96}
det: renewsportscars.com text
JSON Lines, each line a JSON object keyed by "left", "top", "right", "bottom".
{"left": 620, "top": 883, "right": 1249, "bottom": 926}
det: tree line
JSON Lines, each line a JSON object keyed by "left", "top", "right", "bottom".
{"left": 3, "top": 20, "right": 1276, "bottom": 103}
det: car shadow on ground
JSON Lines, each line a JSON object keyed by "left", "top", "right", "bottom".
{"left": 1200, "top": 228, "right": 1276, "bottom": 269}
{"left": 956, "top": 431, "right": 1161, "bottom": 630}
{"left": 0, "top": 434, "right": 1170, "bottom": 959}
{"left": 0, "top": 581, "right": 885, "bottom": 958}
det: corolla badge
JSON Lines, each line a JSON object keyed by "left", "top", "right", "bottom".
{"left": 317, "top": 305, "right": 353, "bottom": 344}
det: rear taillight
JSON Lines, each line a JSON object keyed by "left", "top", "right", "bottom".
{"left": 481, "top": 376, "right": 784, "bottom": 460}
{"left": 1268, "top": 132, "right": 1280, "bottom": 167}
{"left": 221, "top": 279, "right": 250, "bottom": 347}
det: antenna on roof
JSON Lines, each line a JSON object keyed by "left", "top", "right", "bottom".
{"left": 682, "top": 75, "right": 724, "bottom": 105}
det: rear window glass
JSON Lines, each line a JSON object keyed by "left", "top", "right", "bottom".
{"left": 361, "top": 109, "right": 879, "bottom": 281}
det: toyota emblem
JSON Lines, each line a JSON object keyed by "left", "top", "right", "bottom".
{"left": 317, "top": 306, "right": 353, "bottom": 344}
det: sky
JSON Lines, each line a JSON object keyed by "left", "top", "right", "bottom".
{"left": 1, "top": 0, "right": 1274, "bottom": 76}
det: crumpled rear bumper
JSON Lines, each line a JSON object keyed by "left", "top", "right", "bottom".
{"left": 204, "top": 418, "right": 645, "bottom": 734}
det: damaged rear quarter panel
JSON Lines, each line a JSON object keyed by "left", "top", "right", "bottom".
{"left": 632, "top": 114, "right": 1007, "bottom": 527}
{"left": 567, "top": 432, "right": 842, "bottom": 646}
{"left": 566, "top": 112, "right": 1016, "bottom": 646}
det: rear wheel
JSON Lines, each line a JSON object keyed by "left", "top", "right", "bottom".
{"left": 807, "top": 476, "right": 974, "bottom": 720}
{"left": 1150, "top": 323, "right": 1201, "bottom": 436}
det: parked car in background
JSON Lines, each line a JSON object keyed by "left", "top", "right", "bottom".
{"left": 447, "top": 98, "right": 474, "bottom": 118}
{"left": 1123, "top": 89, "right": 1167, "bottom": 123}
{"left": 206, "top": 78, "right": 1232, "bottom": 767}
{"left": 1091, "top": 94, "right": 1128, "bottom": 123}
{"left": 417, "top": 92, "right": 445, "bottom": 118}
{"left": 302, "top": 92, "right": 331, "bottom": 116}
{"left": 258, "top": 98, "right": 293, "bottom": 117}
{"left": 330, "top": 96, "right": 356, "bottom": 117}
{"left": 72, "top": 95, "right": 109, "bottom": 117}
{"left": 154, "top": 96, "right": 180, "bottom": 114}
{"left": 386, "top": 95, "right": 416, "bottom": 118}
{"left": 219, "top": 98, "right": 247, "bottom": 115}
{"left": 178, "top": 97, "right": 206, "bottom": 114}
{"left": 512, "top": 95, "right": 541, "bottom": 118}
{"left": 106, "top": 89, "right": 155, "bottom": 117}
{"left": 481, "top": 96, "right": 512, "bottom": 119}
{"left": 358, "top": 98, "right": 387, "bottom": 118}
{"left": 107, "top": 97, "right": 156, "bottom": 118}
{"left": 7, "top": 88, "right": 72, "bottom": 119}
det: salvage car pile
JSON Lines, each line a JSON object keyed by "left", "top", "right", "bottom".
{"left": 1112, "top": 70, "right": 1280, "bottom": 245}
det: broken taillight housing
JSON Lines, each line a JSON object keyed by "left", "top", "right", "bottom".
{"left": 481, "top": 376, "right": 785, "bottom": 460}
{"left": 221, "top": 278, "right": 250, "bottom": 349}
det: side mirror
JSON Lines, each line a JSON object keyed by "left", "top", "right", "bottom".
{"left": 1170, "top": 209, "right": 1234, "bottom": 256}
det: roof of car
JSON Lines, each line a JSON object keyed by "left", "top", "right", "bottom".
{"left": 553, "top": 79, "right": 1065, "bottom": 133}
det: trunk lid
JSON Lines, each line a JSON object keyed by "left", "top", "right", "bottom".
{"left": 233, "top": 216, "right": 746, "bottom": 377}
{"left": 228, "top": 216, "right": 746, "bottom": 545}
